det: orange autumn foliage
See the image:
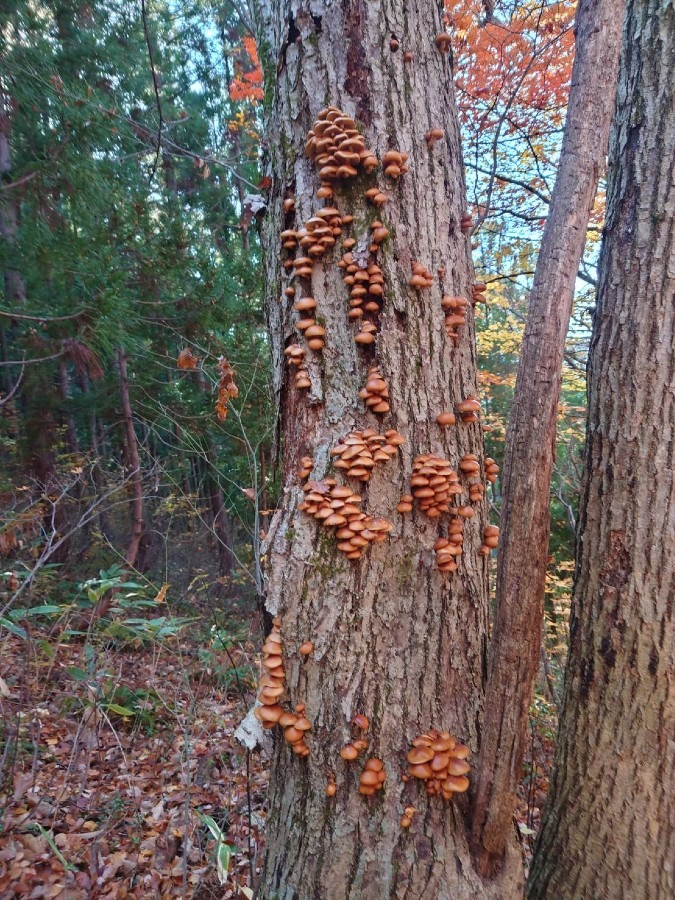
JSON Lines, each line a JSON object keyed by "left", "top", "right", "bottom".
{"left": 229, "top": 36, "right": 264, "bottom": 102}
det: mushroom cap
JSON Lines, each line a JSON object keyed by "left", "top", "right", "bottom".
{"left": 408, "top": 762, "right": 434, "bottom": 780}
{"left": 442, "top": 775, "right": 470, "bottom": 793}
{"left": 359, "top": 769, "right": 380, "bottom": 787}
{"left": 407, "top": 746, "right": 434, "bottom": 765}
{"left": 340, "top": 744, "right": 359, "bottom": 760}
{"left": 299, "top": 641, "right": 314, "bottom": 656}
{"left": 257, "top": 704, "right": 284, "bottom": 723}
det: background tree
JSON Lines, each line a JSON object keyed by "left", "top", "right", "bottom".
{"left": 528, "top": 0, "right": 675, "bottom": 895}
{"left": 469, "top": 0, "right": 624, "bottom": 872}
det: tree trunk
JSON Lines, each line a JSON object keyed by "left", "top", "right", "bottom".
{"left": 203, "top": 438, "right": 235, "bottom": 579}
{"left": 470, "top": 0, "right": 625, "bottom": 874}
{"left": 117, "top": 347, "right": 144, "bottom": 569}
{"left": 528, "top": 1, "right": 675, "bottom": 896}
{"left": 250, "top": 1, "right": 521, "bottom": 896}
{"left": 0, "top": 86, "right": 26, "bottom": 306}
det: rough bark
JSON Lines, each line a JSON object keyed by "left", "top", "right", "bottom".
{"left": 528, "top": 1, "right": 675, "bottom": 896}
{"left": 251, "top": 1, "right": 521, "bottom": 897}
{"left": 117, "top": 347, "right": 144, "bottom": 569}
{"left": 470, "top": 0, "right": 625, "bottom": 873}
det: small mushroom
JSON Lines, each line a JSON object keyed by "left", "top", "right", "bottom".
{"left": 436, "top": 412, "right": 456, "bottom": 427}
{"left": 299, "top": 641, "right": 314, "bottom": 656}
{"left": 435, "top": 33, "right": 452, "bottom": 53}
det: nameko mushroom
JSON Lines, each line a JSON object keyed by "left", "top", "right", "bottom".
{"left": 359, "top": 758, "right": 386, "bottom": 796}
{"left": 441, "top": 295, "right": 469, "bottom": 340}
{"left": 331, "top": 429, "right": 404, "bottom": 481}
{"left": 456, "top": 396, "right": 481, "bottom": 424}
{"left": 298, "top": 478, "right": 393, "bottom": 559}
{"left": 382, "top": 149, "right": 409, "bottom": 178}
{"left": 359, "top": 366, "right": 390, "bottom": 414}
{"left": 479, "top": 524, "right": 500, "bottom": 556}
{"left": 305, "top": 106, "right": 377, "bottom": 178}
{"left": 254, "top": 621, "right": 312, "bottom": 757}
{"left": 409, "top": 261, "right": 434, "bottom": 290}
{"left": 435, "top": 33, "right": 452, "bottom": 53}
{"left": 407, "top": 730, "right": 471, "bottom": 800}
{"left": 472, "top": 281, "right": 487, "bottom": 304}
{"left": 410, "top": 454, "right": 462, "bottom": 518}
{"left": 484, "top": 457, "right": 500, "bottom": 483}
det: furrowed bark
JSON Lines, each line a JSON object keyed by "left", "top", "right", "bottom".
{"left": 470, "top": 0, "right": 625, "bottom": 874}
{"left": 528, "top": 1, "right": 675, "bottom": 895}
{"left": 250, "top": 1, "right": 521, "bottom": 897}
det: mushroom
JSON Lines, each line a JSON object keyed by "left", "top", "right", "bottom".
{"left": 389, "top": 36, "right": 400, "bottom": 51}
{"left": 456, "top": 396, "right": 481, "bottom": 424}
{"left": 441, "top": 295, "right": 469, "bottom": 340}
{"left": 331, "top": 429, "right": 404, "bottom": 482}
{"left": 436, "top": 412, "right": 456, "bottom": 427}
{"left": 435, "top": 33, "right": 452, "bottom": 53}
{"left": 299, "top": 641, "right": 314, "bottom": 656}
{"left": 410, "top": 453, "right": 460, "bottom": 518}
{"left": 484, "top": 457, "right": 500, "bottom": 483}
{"left": 400, "top": 806, "right": 416, "bottom": 828}
{"left": 340, "top": 743, "right": 359, "bottom": 761}
{"left": 403, "top": 51, "right": 413, "bottom": 62}
{"left": 396, "top": 493, "right": 414, "bottom": 514}
{"left": 472, "top": 281, "right": 487, "bottom": 304}
{"left": 407, "top": 730, "right": 471, "bottom": 799}
{"left": 359, "top": 366, "right": 391, "bottom": 415}
{"left": 409, "top": 261, "right": 434, "bottom": 290}
{"left": 425, "top": 128, "right": 444, "bottom": 146}
{"left": 305, "top": 107, "right": 376, "bottom": 183}
{"left": 359, "top": 757, "right": 386, "bottom": 795}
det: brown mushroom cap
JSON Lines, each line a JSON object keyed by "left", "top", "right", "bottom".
{"left": 340, "top": 743, "right": 359, "bottom": 761}
{"left": 407, "top": 746, "right": 434, "bottom": 765}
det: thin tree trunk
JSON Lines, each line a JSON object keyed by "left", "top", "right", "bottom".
{"left": 470, "top": 0, "right": 625, "bottom": 874}
{"left": 58, "top": 359, "right": 80, "bottom": 455}
{"left": 250, "top": 0, "right": 521, "bottom": 896}
{"left": 203, "top": 439, "right": 235, "bottom": 579}
{"left": 0, "top": 87, "right": 26, "bottom": 306}
{"left": 117, "top": 347, "right": 144, "bottom": 568}
{"left": 528, "top": 1, "right": 675, "bottom": 895}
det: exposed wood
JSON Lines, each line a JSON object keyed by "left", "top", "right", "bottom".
{"left": 251, "top": 0, "right": 521, "bottom": 896}
{"left": 470, "top": 0, "right": 625, "bottom": 874}
{"left": 528, "top": 1, "right": 675, "bottom": 895}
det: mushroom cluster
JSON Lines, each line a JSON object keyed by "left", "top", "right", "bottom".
{"left": 364, "top": 187, "right": 389, "bottom": 207}
{"left": 472, "top": 281, "right": 487, "bottom": 305}
{"left": 479, "top": 524, "right": 500, "bottom": 556}
{"left": 284, "top": 343, "right": 312, "bottom": 389}
{"left": 340, "top": 714, "right": 369, "bottom": 761}
{"left": 406, "top": 730, "right": 470, "bottom": 799}
{"left": 215, "top": 357, "right": 238, "bottom": 421}
{"left": 484, "top": 457, "right": 500, "bottom": 483}
{"left": 441, "top": 295, "right": 469, "bottom": 341}
{"left": 298, "top": 479, "right": 393, "bottom": 559}
{"left": 410, "top": 454, "right": 462, "bottom": 518}
{"left": 396, "top": 493, "right": 414, "bottom": 513}
{"left": 305, "top": 107, "right": 377, "bottom": 178}
{"left": 359, "top": 366, "right": 390, "bottom": 414}
{"left": 339, "top": 254, "right": 387, "bottom": 345}
{"left": 382, "top": 149, "right": 409, "bottom": 178}
{"left": 326, "top": 773, "right": 337, "bottom": 796}
{"left": 460, "top": 213, "right": 473, "bottom": 234}
{"left": 331, "top": 428, "right": 404, "bottom": 481}
{"left": 459, "top": 453, "right": 485, "bottom": 503}
{"left": 409, "top": 261, "right": 434, "bottom": 290}
{"left": 359, "top": 758, "right": 386, "bottom": 795}
{"left": 254, "top": 622, "right": 311, "bottom": 756}
{"left": 400, "top": 806, "right": 417, "bottom": 828}
{"left": 456, "top": 396, "right": 481, "bottom": 424}
{"left": 434, "top": 517, "right": 465, "bottom": 572}
{"left": 297, "top": 455, "right": 314, "bottom": 479}
{"left": 283, "top": 206, "right": 348, "bottom": 266}
{"left": 425, "top": 128, "right": 444, "bottom": 147}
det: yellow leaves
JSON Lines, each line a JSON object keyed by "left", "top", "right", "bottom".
{"left": 476, "top": 317, "right": 524, "bottom": 357}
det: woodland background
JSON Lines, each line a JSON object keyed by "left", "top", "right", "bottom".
{"left": 0, "top": 1, "right": 593, "bottom": 895}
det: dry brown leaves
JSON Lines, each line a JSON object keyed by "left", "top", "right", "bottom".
{"left": 0, "top": 633, "right": 269, "bottom": 898}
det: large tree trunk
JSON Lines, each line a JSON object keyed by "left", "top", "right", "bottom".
{"left": 528, "top": 1, "right": 675, "bottom": 896}
{"left": 470, "top": 0, "right": 625, "bottom": 874}
{"left": 250, "top": 1, "right": 521, "bottom": 896}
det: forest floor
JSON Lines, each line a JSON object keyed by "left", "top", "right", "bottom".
{"left": 0, "top": 628, "right": 555, "bottom": 898}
